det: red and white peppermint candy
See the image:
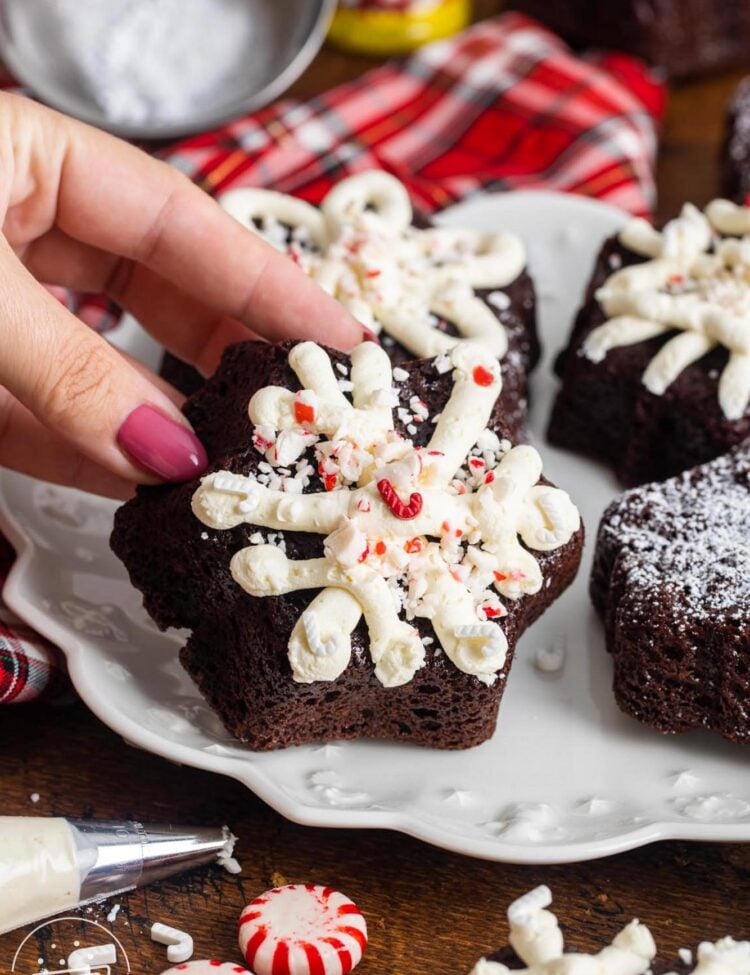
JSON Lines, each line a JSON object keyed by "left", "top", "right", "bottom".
{"left": 162, "top": 963, "right": 251, "bottom": 975}
{"left": 239, "top": 884, "right": 367, "bottom": 975}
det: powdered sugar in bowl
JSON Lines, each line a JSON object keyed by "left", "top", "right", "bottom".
{"left": 0, "top": 0, "right": 336, "bottom": 139}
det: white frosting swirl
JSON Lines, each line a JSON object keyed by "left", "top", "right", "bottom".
{"left": 584, "top": 200, "right": 750, "bottom": 420}
{"left": 471, "top": 886, "right": 655, "bottom": 975}
{"left": 470, "top": 887, "right": 749, "bottom": 975}
{"left": 220, "top": 171, "right": 526, "bottom": 359}
{"left": 193, "top": 341, "right": 579, "bottom": 688}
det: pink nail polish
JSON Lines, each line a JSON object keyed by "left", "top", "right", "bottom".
{"left": 362, "top": 326, "right": 381, "bottom": 345}
{"left": 117, "top": 405, "right": 208, "bottom": 482}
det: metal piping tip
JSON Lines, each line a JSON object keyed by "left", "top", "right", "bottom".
{"left": 71, "top": 820, "right": 237, "bottom": 901}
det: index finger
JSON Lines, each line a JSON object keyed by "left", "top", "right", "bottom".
{"left": 23, "top": 96, "right": 365, "bottom": 350}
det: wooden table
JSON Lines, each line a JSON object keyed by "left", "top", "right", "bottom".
{"left": 3, "top": 4, "right": 750, "bottom": 973}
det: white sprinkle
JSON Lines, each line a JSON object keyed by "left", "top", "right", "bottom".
{"left": 393, "top": 367, "right": 409, "bottom": 382}
{"left": 30, "top": 793, "right": 40, "bottom": 804}
{"left": 434, "top": 353, "right": 452, "bottom": 374}
{"left": 337, "top": 378, "right": 354, "bottom": 393}
{"left": 535, "top": 638, "right": 566, "bottom": 673}
{"left": 107, "top": 903, "right": 121, "bottom": 923}
{"left": 200, "top": 531, "right": 208, "bottom": 541}
{"left": 679, "top": 949, "right": 693, "bottom": 966}
{"left": 407, "top": 424, "right": 417, "bottom": 436}
{"left": 335, "top": 362, "right": 348, "bottom": 375}
{"left": 151, "top": 922, "right": 194, "bottom": 964}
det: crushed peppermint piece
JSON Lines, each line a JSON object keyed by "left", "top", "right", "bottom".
{"left": 434, "top": 353, "right": 452, "bottom": 374}
{"left": 472, "top": 364, "right": 495, "bottom": 387}
{"left": 487, "top": 290, "right": 511, "bottom": 311}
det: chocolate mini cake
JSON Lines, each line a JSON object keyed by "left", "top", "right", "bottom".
{"left": 112, "top": 339, "right": 583, "bottom": 751}
{"left": 591, "top": 444, "right": 750, "bottom": 744}
{"left": 218, "top": 170, "right": 538, "bottom": 440}
{"left": 469, "top": 886, "right": 747, "bottom": 975}
{"left": 160, "top": 350, "right": 204, "bottom": 397}
{"left": 548, "top": 199, "right": 750, "bottom": 486}
{"left": 722, "top": 77, "right": 750, "bottom": 204}
{"left": 511, "top": 1, "right": 750, "bottom": 79}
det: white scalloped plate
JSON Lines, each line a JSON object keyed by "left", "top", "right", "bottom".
{"left": 2, "top": 191, "right": 750, "bottom": 864}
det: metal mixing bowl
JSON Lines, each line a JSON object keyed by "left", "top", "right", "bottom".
{"left": 0, "top": 0, "right": 337, "bottom": 139}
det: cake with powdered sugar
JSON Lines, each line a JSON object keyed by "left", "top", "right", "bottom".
{"left": 163, "top": 171, "right": 538, "bottom": 439}
{"left": 469, "top": 886, "right": 750, "bottom": 975}
{"left": 112, "top": 339, "right": 583, "bottom": 750}
{"left": 591, "top": 444, "right": 750, "bottom": 743}
{"left": 548, "top": 199, "right": 750, "bottom": 486}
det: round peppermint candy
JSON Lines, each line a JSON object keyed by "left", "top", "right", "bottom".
{"left": 238, "top": 884, "right": 367, "bottom": 975}
{"left": 162, "top": 964, "right": 251, "bottom": 975}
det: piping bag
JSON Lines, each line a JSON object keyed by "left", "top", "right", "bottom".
{"left": 0, "top": 816, "right": 239, "bottom": 936}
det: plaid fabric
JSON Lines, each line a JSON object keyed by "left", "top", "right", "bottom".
{"left": 169, "top": 14, "right": 664, "bottom": 209}
{"left": 0, "top": 536, "right": 67, "bottom": 704}
{"left": 0, "top": 12, "right": 665, "bottom": 702}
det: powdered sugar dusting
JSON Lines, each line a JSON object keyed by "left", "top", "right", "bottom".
{"left": 599, "top": 444, "right": 750, "bottom": 622}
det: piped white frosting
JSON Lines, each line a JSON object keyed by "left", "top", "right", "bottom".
{"left": 584, "top": 200, "right": 750, "bottom": 420}
{"left": 220, "top": 171, "right": 525, "bottom": 359}
{"left": 469, "top": 887, "right": 750, "bottom": 975}
{"left": 471, "top": 885, "right": 655, "bottom": 975}
{"left": 192, "top": 341, "right": 579, "bottom": 688}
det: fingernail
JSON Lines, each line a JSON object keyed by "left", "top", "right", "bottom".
{"left": 362, "top": 326, "right": 381, "bottom": 345}
{"left": 117, "top": 405, "right": 208, "bottom": 482}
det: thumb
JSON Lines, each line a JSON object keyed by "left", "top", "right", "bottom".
{"left": 0, "top": 240, "right": 207, "bottom": 484}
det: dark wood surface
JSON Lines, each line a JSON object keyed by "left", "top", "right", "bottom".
{"left": 3, "top": 4, "right": 750, "bottom": 973}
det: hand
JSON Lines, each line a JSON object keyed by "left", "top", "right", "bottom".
{"left": 0, "top": 93, "right": 365, "bottom": 498}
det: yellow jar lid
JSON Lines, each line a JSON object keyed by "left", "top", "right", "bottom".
{"left": 328, "top": 0, "right": 471, "bottom": 56}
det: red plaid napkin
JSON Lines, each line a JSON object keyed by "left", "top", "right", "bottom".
{"left": 0, "top": 11, "right": 665, "bottom": 702}
{"left": 0, "top": 536, "right": 68, "bottom": 703}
